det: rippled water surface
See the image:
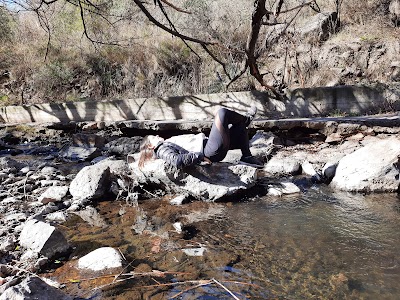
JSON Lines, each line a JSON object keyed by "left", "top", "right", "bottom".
{"left": 55, "top": 187, "right": 400, "bottom": 299}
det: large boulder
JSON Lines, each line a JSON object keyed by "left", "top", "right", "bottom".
{"left": 19, "top": 219, "right": 70, "bottom": 258}
{"left": 128, "top": 132, "right": 275, "bottom": 201}
{"left": 0, "top": 276, "right": 72, "bottom": 300}
{"left": 69, "top": 163, "right": 111, "bottom": 200}
{"left": 330, "top": 137, "right": 400, "bottom": 192}
{"left": 130, "top": 160, "right": 258, "bottom": 202}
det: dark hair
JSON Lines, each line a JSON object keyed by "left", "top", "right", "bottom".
{"left": 138, "top": 136, "right": 155, "bottom": 169}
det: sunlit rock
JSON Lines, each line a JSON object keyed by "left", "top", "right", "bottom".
{"left": 264, "top": 156, "right": 301, "bottom": 176}
{"left": 0, "top": 276, "right": 72, "bottom": 300}
{"left": 78, "top": 247, "right": 123, "bottom": 271}
{"left": 267, "top": 182, "right": 301, "bottom": 196}
{"left": 19, "top": 219, "right": 70, "bottom": 258}
{"left": 69, "top": 163, "right": 110, "bottom": 200}
{"left": 330, "top": 137, "right": 400, "bottom": 192}
{"left": 130, "top": 159, "right": 258, "bottom": 202}
{"left": 38, "top": 186, "right": 69, "bottom": 204}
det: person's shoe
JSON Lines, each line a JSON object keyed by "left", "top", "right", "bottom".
{"left": 245, "top": 105, "right": 257, "bottom": 127}
{"left": 239, "top": 155, "right": 264, "bottom": 168}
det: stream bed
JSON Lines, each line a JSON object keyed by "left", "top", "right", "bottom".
{"left": 45, "top": 186, "right": 400, "bottom": 300}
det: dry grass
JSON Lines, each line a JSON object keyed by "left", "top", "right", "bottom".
{"left": 0, "top": 0, "right": 398, "bottom": 106}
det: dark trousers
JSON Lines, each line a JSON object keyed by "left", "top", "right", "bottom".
{"left": 203, "top": 108, "right": 251, "bottom": 162}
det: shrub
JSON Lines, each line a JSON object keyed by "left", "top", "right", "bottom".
{"left": 0, "top": 6, "right": 15, "bottom": 42}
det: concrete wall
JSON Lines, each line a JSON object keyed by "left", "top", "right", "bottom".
{"left": 0, "top": 85, "right": 397, "bottom": 124}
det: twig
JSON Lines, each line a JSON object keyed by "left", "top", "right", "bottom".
{"left": 212, "top": 278, "right": 240, "bottom": 300}
{"left": 170, "top": 280, "right": 213, "bottom": 299}
{"left": 159, "top": 0, "right": 191, "bottom": 14}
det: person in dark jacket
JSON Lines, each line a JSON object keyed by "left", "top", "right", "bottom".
{"left": 138, "top": 107, "right": 263, "bottom": 169}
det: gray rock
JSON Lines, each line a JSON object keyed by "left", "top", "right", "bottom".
{"left": 72, "top": 133, "right": 105, "bottom": 148}
{"left": 182, "top": 247, "right": 206, "bottom": 256}
{"left": 19, "top": 219, "right": 70, "bottom": 258}
{"left": 38, "top": 186, "right": 69, "bottom": 204}
{"left": 170, "top": 194, "right": 188, "bottom": 205}
{"left": 0, "top": 237, "right": 16, "bottom": 252}
{"left": 0, "top": 276, "right": 73, "bottom": 300}
{"left": 267, "top": 182, "right": 301, "bottom": 196}
{"left": 301, "top": 161, "right": 322, "bottom": 181}
{"left": 0, "top": 157, "right": 23, "bottom": 172}
{"left": 45, "top": 211, "right": 68, "bottom": 223}
{"left": 4, "top": 213, "right": 27, "bottom": 223}
{"left": 59, "top": 146, "right": 100, "bottom": 162}
{"left": 331, "top": 137, "right": 400, "bottom": 192}
{"left": 264, "top": 156, "right": 301, "bottom": 175}
{"left": 299, "top": 12, "right": 339, "bottom": 41}
{"left": 104, "top": 136, "right": 143, "bottom": 156}
{"left": 69, "top": 163, "right": 111, "bottom": 200}
{"left": 77, "top": 247, "right": 123, "bottom": 271}
{"left": 130, "top": 160, "right": 258, "bottom": 202}
{"left": 322, "top": 161, "right": 338, "bottom": 181}
{"left": 40, "top": 166, "right": 59, "bottom": 176}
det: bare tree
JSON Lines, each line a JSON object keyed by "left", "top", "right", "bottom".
{"left": 2, "top": 0, "right": 320, "bottom": 99}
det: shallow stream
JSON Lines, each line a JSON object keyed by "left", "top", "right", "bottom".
{"left": 47, "top": 186, "right": 400, "bottom": 300}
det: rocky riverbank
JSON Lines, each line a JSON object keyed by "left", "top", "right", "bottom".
{"left": 0, "top": 116, "right": 399, "bottom": 299}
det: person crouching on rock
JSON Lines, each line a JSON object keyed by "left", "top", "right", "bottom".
{"left": 138, "top": 107, "right": 264, "bottom": 170}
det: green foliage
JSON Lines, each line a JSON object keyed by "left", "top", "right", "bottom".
{"left": 36, "top": 61, "right": 74, "bottom": 100}
{"left": 0, "top": 94, "right": 9, "bottom": 103}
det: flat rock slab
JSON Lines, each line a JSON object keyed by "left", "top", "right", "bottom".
{"left": 130, "top": 160, "right": 258, "bottom": 202}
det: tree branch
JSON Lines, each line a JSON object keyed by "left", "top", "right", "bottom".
{"left": 132, "top": 0, "right": 214, "bottom": 45}
{"left": 156, "top": 0, "right": 201, "bottom": 59}
{"left": 159, "top": 0, "right": 191, "bottom": 14}
{"left": 246, "top": 0, "right": 281, "bottom": 98}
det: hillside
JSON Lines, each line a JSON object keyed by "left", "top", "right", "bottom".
{"left": 0, "top": 0, "right": 399, "bottom": 107}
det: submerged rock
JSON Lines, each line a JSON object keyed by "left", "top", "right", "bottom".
{"left": 72, "top": 206, "right": 108, "bottom": 228}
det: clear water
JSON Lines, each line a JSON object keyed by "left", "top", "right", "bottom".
{"left": 188, "top": 187, "right": 400, "bottom": 299}
{"left": 55, "top": 186, "right": 400, "bottom": 300}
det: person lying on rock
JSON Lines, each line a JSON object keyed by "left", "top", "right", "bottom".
{"left": 138, "top": 107, "right": 264, "bottom": 170}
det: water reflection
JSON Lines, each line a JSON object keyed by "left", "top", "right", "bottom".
{"left": 211, "top": 188, "right": 400, "bottom": 299}
{"left": 55, "top": 188, "right": 400, "bottom": 299}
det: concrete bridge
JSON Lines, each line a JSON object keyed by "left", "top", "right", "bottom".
{"left": 0, "top": 84, "right": 399, "bottom": 125}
